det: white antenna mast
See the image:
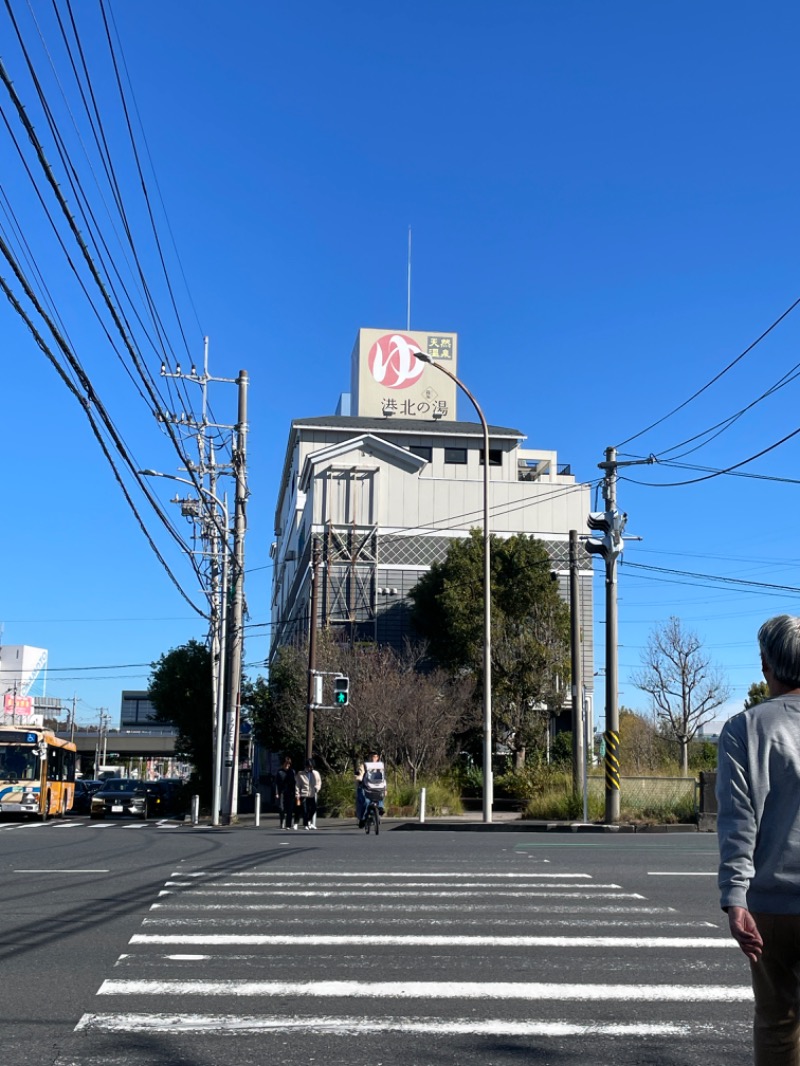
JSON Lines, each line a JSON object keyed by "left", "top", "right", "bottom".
{"left": 406, "top": 225, "right": 412, "bottom": 330}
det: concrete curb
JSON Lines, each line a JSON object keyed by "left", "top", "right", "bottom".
{"left": 190, "top": 815, "right": 700, "bottom": 834}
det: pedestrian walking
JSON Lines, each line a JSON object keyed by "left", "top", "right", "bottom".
{"left": 717, "top": 614, "right": 800, "bottom": 1066}
{"left": 274, "top": 756, "right": 297, "bottom": 830}
{"left": 297, "top": 758, "right": 322, "bottom": 830}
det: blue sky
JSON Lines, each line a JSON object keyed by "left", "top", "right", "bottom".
{"left": 2, "top": 2, "right": 799, "bottom": 729}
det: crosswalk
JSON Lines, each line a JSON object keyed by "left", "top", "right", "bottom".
{"left": 64, "top": 858, "right": 752, "bottom": 1063}
{"left": 0, "top": 818, "right": 190, "bottom": 830}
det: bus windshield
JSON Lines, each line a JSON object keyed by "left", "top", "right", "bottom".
{"left": 0, "top": 744, "right": 39, "bottom": 781}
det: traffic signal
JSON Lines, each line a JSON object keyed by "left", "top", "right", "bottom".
{"left": 585, "top": 510, "right": 627, "bottom": 561}
{"left": 333, "top": 675, "right": 350, "bottom": 706}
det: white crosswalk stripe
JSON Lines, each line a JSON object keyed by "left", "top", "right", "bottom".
{"left": 70, "top": 857, "right": 748, "bottom": 1062}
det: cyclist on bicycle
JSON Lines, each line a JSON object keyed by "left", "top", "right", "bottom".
{"left": 355, "top": 751, "right": 386, "bottom": 827}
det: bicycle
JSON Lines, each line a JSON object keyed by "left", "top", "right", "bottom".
{"left": 364, "top": 796, "right": 381, "bottom": 835}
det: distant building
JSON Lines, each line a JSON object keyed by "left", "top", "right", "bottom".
{"left": 269, "top": 329, "right": 595, "bottom": 728}
{"left": 120, "top": 690, "right": 160, "bottom": 730}
{"left": 0, "top": 644, "right": 48, "bottom": 726}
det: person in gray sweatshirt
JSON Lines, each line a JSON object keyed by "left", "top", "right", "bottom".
{"left": 717, "top": 613, "right": 800, "bottom": 1066}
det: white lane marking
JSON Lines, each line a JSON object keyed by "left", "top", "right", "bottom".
{"left": 52, "top": 822, "right": 82, "bottom": 828}
{"left": 123, "top": 825, "right": 149, "bottom": 830}
{"left": 86, "top": 823, "right": 115, "bottom": 828}
{"left": 129, "top": 933, "right": 734, "bottom": 949}
{"left": 647, "top": 872, "right": 716, "bottom": 876}
{"left": 163, "top": 880, "right": 621, "bottom": 890}
{"left": 98, "top": 979, "right": 752, "bottom": 1001}
{"left": 15, "top": 869, "right": 110, "bottom": 874}
{"left": 171, "top": 871, "right": 590, "bottom": 879}
{"left": 155, "top": 889, "right": 643, "bottom": 900}
{"left": 75, "top": 1013, "right": 690, "bottom": 1036}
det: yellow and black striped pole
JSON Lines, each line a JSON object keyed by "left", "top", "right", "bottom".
{"left": 604, "top": 729, "right": 620, "bottom": 796}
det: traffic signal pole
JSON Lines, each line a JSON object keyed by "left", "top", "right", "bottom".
{"left": 569, "top": 530, "right": 585, "bottom": 809}
{"left": 305, "top": 537, "right": 322, "bottom": 762}
{"left": 600, "top": 447, "right": 621, "bottom": 825}
{"left": 586, "top": 447, "right": 625, "bottom": 825}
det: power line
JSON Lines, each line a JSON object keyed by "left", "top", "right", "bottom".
{"left": 615, "top": 293, "right": 800, "bottom": 449}
{"left": 619, "top": 425, "right": 800, "bottom": 488}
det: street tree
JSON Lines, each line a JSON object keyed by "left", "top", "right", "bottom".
{"left": 618, "top": 707, "right": 668, "bottom": 773}
{"left": 148, "top": 639, "right": 213, "bottom": 800}
{"left": 744, "top": 680, "right": 770, "bottom": 709}
{"left": 409, "top": 531, "right": 571, "bottom": 768}
{"left": 251, "top": 636, "right": 477, "bottom": 779}
{"left": 632, "top": 617, "right": 730, "bottom": 775}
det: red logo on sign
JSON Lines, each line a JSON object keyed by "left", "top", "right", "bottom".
{"left": 367, "top": 333, "right": 425, "bottom": 390}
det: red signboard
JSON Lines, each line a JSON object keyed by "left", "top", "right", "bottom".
{"left": 3, "top": 694, "right": 33, "bottom": 716}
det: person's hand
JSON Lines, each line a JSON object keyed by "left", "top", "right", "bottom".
{"left": 727, "top": 906, "right": 763, "bottom": 963}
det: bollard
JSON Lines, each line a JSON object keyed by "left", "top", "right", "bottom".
{"left": 191, "top": 794, "right": 199, "bottom": 826}
{"left": 255, "top": 793, "right": 261, "bottom": 827}
{"left": 419, "top": 786, "right": 426, "bottom": 824}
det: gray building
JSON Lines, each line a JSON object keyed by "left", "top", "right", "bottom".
{"left": 270, "top": 329, "right": 595, "bottom": 740}
{"left": 269, "top": 329, "right": 596, "bottom": 734}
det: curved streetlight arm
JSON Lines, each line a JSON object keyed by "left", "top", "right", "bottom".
{"left": 414, "top": 355, "right": 493, "bottom": 823}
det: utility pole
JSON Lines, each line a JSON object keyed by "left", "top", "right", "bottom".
{"left": 586, "top": 447, "right": 626, "bottom": 825}
{"left": 69, "top": 694, "right": 76, "bottom": 743}
{"left": 222, "top": 370, "right": 249, "bottom": 823}
{"left": 569, "top": 530, "right": 585, "bottom": 809}
{"left": 305, "top": 537, "right": 322, "bottom": 761}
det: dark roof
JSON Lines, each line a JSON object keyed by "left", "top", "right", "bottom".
{"left": 290, "top": 415, "right": 525, "bottom": 439}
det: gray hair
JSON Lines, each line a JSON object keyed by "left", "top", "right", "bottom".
{"left": 758, "top": 615, "right": 800, "bottom": 688}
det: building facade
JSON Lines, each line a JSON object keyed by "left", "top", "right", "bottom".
{"left": 269, "top": 329, "right": 596, "bottom": 730}
{"left": 0, "top": 644, "right": 48, "bottom": 725}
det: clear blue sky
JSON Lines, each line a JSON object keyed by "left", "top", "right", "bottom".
{"left": 2, "top": 2, "right": 799, "bottom": 728}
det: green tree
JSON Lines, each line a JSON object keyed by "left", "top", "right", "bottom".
{"left": 148, "top": 639, "right": 213, "bottom": 800}
{"left": 632, "top": 617, "right": 730, "bottom": 775}
{"left": 744, "top": 680, "right": 770, "bottom": 709}
{"left": 409, "top": 531, "right": 571, "bottom": 768}
{"left": 249, "top": 643, "right": 307, "bottom": 761}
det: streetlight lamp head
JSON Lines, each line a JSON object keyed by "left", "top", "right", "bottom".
{"left": 139, "top": 469, "right": 159, "bottom": 477}
{"left": 415, "top": 351, "right": 432, "bottom": 364}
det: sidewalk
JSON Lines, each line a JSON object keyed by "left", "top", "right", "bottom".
{"left": 197, "top": 810, "right": 700, "bottom": 834}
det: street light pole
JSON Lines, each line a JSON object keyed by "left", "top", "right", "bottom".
{"left": 139, "top": 469, "right": 230, "bottom": 826}
{"left": 415, "top": 353, "right": 493, "bottom": 823}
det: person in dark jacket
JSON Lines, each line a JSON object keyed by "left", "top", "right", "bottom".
{"left": 274, "top": 756, "right": 297, "bottom": 830}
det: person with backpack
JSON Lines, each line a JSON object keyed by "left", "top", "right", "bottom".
{"left": 355, "top": 750, "right": 386, "bottom": 827}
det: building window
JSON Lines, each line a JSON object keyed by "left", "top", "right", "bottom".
{"left": 444, "top": 448, "right": 467, "bottom": 465}
{"left": 408, "top": 446, "right": 432, "bottom": 462}
{"left": 479, "top": 449, "right": 503, "bottom": 467}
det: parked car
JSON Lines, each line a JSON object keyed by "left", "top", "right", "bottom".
{"left": 70, "top": 779, "right": 104, "bottom": 816}
{"left": 90, "top": 779, "right": 150, "bottom": 820}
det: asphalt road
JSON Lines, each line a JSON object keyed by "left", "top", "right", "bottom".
{"left": 0, "top": 815, "right": 750, "bottom": 1066}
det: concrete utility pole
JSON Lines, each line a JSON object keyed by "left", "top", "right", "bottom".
{"left": 305, "top": 537, "right": 322, "bottom": 761}
{"left": 222, "top": 370, "right": 249, "bottom": 823}
{"left": 569, "top": 530, "right": 585, "bottom": 808}
{"left": 601, "top": 448, "right": 620, "bottom": 825}
{"left": 587, "top": 447, "right": 625, "bottom": 825}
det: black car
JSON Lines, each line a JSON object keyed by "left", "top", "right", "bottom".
{"left": 141, "top": 780, "right": 182, "bottom": 818}
{"left": 70, "top": 779, "right": 104, "bottom": 816}
{"left": 90, "top": 778, "right": 150, "bottom": 819}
